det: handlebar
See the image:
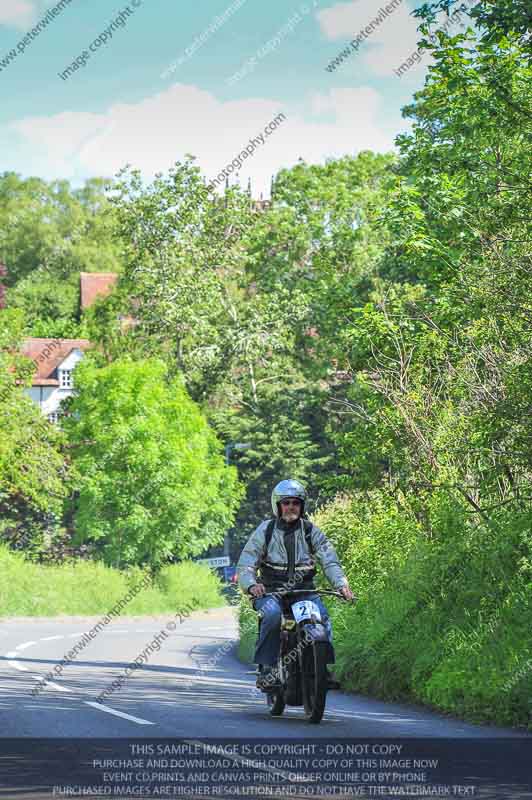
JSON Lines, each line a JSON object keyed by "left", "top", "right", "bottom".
{"left": 259, "top": 587, "right": 357, "bottom": 603}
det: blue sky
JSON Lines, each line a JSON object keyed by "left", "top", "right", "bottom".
{"left": 0, "top": 0, "right": 469, "bottom": 195}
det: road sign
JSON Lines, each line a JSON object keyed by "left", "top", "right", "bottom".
{"left": 196, "top": 556, "right": 230, "bottom": 568}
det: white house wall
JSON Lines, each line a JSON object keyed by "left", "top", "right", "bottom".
{"left": 60, "top": 349, "right": 84, "bottom": 371}
{"left": 25, "top": 386, "right": 73, "bottom": 416}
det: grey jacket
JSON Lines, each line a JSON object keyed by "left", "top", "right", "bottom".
{"left": 236, "top": 517, "right": 348, "bottom": 593}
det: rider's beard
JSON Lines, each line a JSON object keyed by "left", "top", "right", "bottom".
{"left": 282, "top": 509, "right": 300, "bottom": 523}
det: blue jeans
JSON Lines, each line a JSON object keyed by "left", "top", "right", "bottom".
{"left": 252, "top": 592, "right": 333, "bottom": 667}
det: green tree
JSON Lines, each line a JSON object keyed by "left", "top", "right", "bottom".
{"left": 0, "top": 308, "right": 67, "bottom": 557}
{"left": 246, "top": 153, "right": 396, "bottom": 377}
{"left": 416, "top": 0, "right": 532, "bottom": 52}
{"left": 103, "top": 155, "right": 398, "bottom": 526}
{"left": 1, "top": 174, "right": 123, "bottom": 337}
{"left": 64, "top": 357, "right": 243, "bottom": 567}
{"left": 107, "top": 160, "right": 266, "bottom": 402}
{"left": 211, "top": 380, "right": 334, "bottom": 556}
{"left": 331, "top": 13, "right": 532, "bottom": 520}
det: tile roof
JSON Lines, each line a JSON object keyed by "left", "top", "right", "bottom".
{"left": 21, "top": 338, "right": 92, "bottom": 385}
{"left": 80, "top": 272, "right": 118, "bottom": 309}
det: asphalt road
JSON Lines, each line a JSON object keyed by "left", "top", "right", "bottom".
{"left": 0, "top": 605, "right": 527, "bottom": 738}
{"left": 1, "top": 606, "right": 530, "bottom": 799}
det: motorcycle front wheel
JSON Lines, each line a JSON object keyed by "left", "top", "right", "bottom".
{"left": 301, "top": 641, "right": 327, "bottom": 724}
{"left": 264, "top": 655, "right": 286, "bottom": 716}
{"left": 266, "top": 688, "right": 286, "bottom": 716}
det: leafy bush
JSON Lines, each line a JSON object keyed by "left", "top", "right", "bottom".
{"left": 314, "top": 493, "right": 531, "bottom": 729}
{"left": 0, "top": 545, "right": 224, "bottom": 617}
{"left": 237, "top": 592, "right": 258, "bottom": 664}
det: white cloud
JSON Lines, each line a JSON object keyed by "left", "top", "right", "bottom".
{"left": 362, "top": 4, "right": 425, "bottom": 78}
{"left": 0, "top": 0, "right": 58, "bottom": 29}
{"left": 0, "top": 0, "right": 36, "bottom": 29}
{"left": 318, "top": 0, "right": 369, "bottom": 40}
{"left": 8, "top": 82, "right": 395, "bottom": 195}
{"left": 318, "top": 0, "right": 423, "bottom": 78}
{"left": 317, "top": 0, "right": 471, "bottom": 79}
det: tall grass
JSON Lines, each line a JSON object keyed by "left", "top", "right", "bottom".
{"left": 0, "top": 545, "right": 225, "bottom": 617}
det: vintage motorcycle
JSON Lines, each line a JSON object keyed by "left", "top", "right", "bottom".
{"left": 255, "top": 588, "right": 355, "bottom": 724}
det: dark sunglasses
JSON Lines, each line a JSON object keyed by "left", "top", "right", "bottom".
{"left": 280, "top": 498, "right": 301, "bottom": 507}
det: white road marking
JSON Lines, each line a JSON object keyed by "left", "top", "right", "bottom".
{"left": 84, "top": 701, "right": 155, "bottom": 725}
{"left": 29, "top": 675, "right": 72, "bottom": 693}
{"left": 202, "top": 626, "right": 231, "bottom": 631}
{"left": 8, "top": 660, "right": 27, "bottom": 671}
{"left": 41, "top": 680, "right": 71, "bottom": 693}
{"left": 6, "top": 651, "right": 27, "bottom": 671}
{"left": 177, "top": 675, "right": 247, "bottom": 687}
{"left": 41, "top": 636, "right": 64, "bottom": 642}
{"left": 6, "top": 649, "right": 29, "bottom": 671}
{"left": 16, "top": 641, "right": 37, "bottom": 650}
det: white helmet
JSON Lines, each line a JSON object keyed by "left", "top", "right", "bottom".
{"left": 271, "top": 479, "right": 306, "bottom": 517}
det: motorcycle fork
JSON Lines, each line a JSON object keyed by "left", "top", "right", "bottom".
{"left": 280, "top": 623, "right": 302, "bottom": 704}
{"left": 298, "top": 622, "right": 314, "bottom": 677}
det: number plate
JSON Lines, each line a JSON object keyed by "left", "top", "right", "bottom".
{"left": 291, "top": 599, "right": 322, "bottom": 623}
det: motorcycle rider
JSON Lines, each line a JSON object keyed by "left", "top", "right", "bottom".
{"left": 236, "top": 479, "right": 354, "bottom": 689}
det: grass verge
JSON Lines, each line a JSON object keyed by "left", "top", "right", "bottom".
{"left": 0, "top": 545, "right": 225, "bottom": 617}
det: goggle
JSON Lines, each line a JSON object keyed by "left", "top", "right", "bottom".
{"left": 280, "top": 498, "right": 301, "bottom": 507}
